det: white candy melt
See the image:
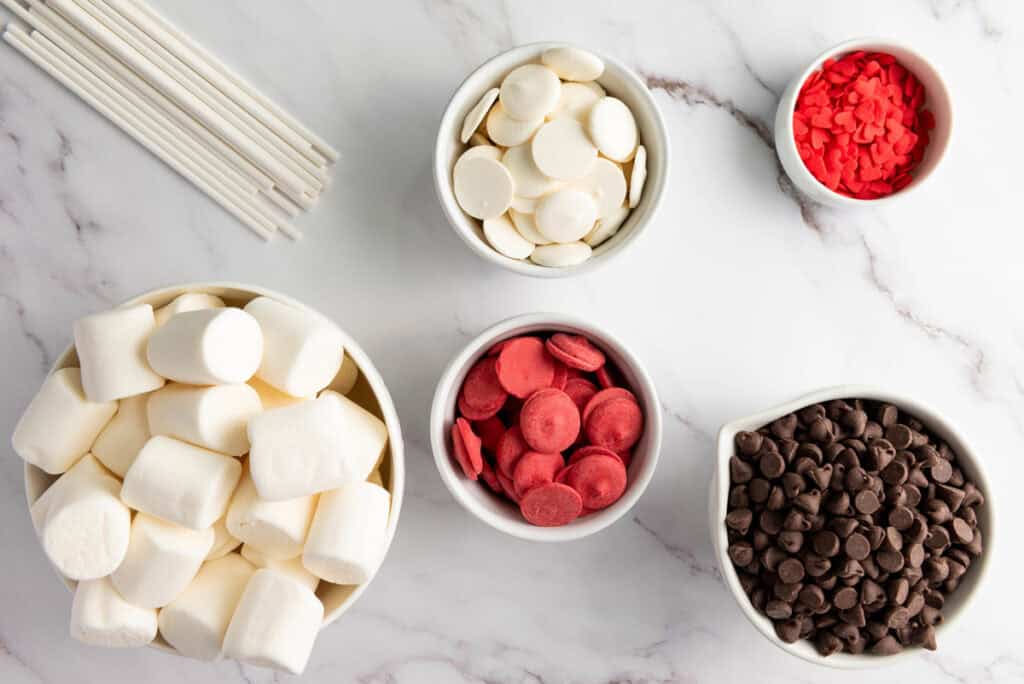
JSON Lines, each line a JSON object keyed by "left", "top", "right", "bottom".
{"left": 91, "top": 393, "right": 150, "bottom": 477}
{"left": 241, "top": 544, "right": 319, "bottom": 592}
{"left": 550, "top": 82, "right": 602, "bottom": 122}
{"left": 222, "top": 569, "right": 324, "bottom": 675}
{"left": 483, "top": 214, "right": 535, "bottom": 260}
{"left": 461, "top": 144, "right": 502, "bottom": 162}
{"left": 502, "top": 144, "right": 560, "bottom": 199}
{"left": 535, "top": 188, "right": 599, "bottom": 243}
{"left": 73, "top": 304, "right": 165, "bottom": 402}
{"left": 207, "top": 515, "right": 241, "bottom": 560}
{"left": 111, "top": 513, "right": 214, "bottom": 608}
{"left": 530, "top": 241, "right": 593, "bottom": 267}
{"left": 244, "top": 297, "right": 346, "bottom": 398}
{"left": 629, "top": 144, "right": 647, "bottom": 208}
{"left": 541, "top": 47, "right": 605, "bottom": 82}
{"left": 576, "top": 157, "right": 627, "bottom": 218}
{"left": 154, "top": 293, "right": 225, "bottom": 327}
{"left": 499, "top": 64, "right": 560, "bottom": 121}
{"left": 147, "top": 308, "right": 263, "bottom": 386}
{"left": 468, "top": 131, "right": 491, "bottom": 147}
{"left": 12, "top": 367, "right": 117, "bottom": 474}
{"left": 510, "top": 196, "right": 538, "bottom": 214}
{"left": 585, "top": 205, "right": 630, "bottom": 247}
{"left": 121, "top": 436, "right": 242, "bottom": 529}
{"left": 510, "top": 209, "right": 551, "bottom": 245}
{"left": 248, "top": 392, "right": 387, "bottom": 501}
{"left": 227, "top": 469, "right": 316, "bottom": 560}
{"left": 249, "top": 377, "right": 311, "bottom": 410}
{"left": 36, "top": 455, "right": 131, "bottom": 580}
{"left": 326, "top": 354, "right": 359, "bottom": 396}
{"left": 588, "top": 96, "right": 638, "bottom": 162}
{"left": 531, "top": 118, "right": 597, "bottom": 181}
{"left": 71, "top": 577, "right": 157, "bottom": 648}
{"left": 302, "top": 481, "right": 390, "bottom": 585}
{"left": 147, "top": 383, "right": 261, "bottom": 456}
{"left": 485, "top": 103, "right": 543, "bottom": 147}
{"left": 460, "top": 86, "right": 499, "bottom": 143}
{"left": 158, "top": 553, "right": 256, "bottom": 661}
{"left": 453, "top": 154, "right": 516, "bottom": 221}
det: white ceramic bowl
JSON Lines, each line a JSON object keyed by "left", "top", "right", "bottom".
{"left": 431, "top": 313, "right": 662, "bottom": 541}
{"left": 774, "top": 38, "right": 953, "bottom": 207}
{"left": 710, "top": 385, "right": 993, "bottom": 668}
{"left": 434, "top": 42, "right": 670, "bottom": 278}
{"left": 22, "top": 282, "right": 406, "bottom": 651}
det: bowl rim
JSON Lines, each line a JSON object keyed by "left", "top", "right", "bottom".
{"left": 433, "top": 41, "right": 670, "bottom": 279}
{"left": 21, "top": 280, "right": 406, "bottom": 637}
{"left": 429, "top": 312, "right": 663, "bottom": 541}
{"left": 774, "top": 36, "right": 954, "bottom": 207}
{"left": 709, "top": 384, "right": 994, "bottom": 668}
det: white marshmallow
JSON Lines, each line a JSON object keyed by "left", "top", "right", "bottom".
{"left": 227, "top": 469, "right": 316, "bottom": 560}
{"left": 584, "top": 205, "right": 630, "bottom": 247}
{"left": 158, "top": 553, "right": 256, "bottom": 661}
{"left": 575, "top": 157, "right": 627, "bottom": 219}
{"left": 147, "top": 308, "right": 263, "bottom": 386}
{"left": 121, "top": 436, "right": 242, "bottom": 529}
{"left": 111, "top": 513, "right": 214, "bottom": 608}
{"left": 453, "top": 153, "right": 515, "bottom": 221}
{"left": 222, "top": 569, "right": 324, "bottom": 675}
{"left": 499, "top": 64, "right": 560, "bottom": 121}
{"left": 147, "top": 383, "right": 261, "bottom": 456}
{"left": 483, "top": 214, "right": 535, "bottom": 260}
{"left": 460, "top": 86, "right": 499, "bottom": 144}
{"left": 588, "top": 96, "right": 638, "bottom": 163}
{"left": 629, "top": 144, "right": 647, "bottom": 208}
{"left": 207, "top": 515, "right": 241, "bottom": 560}
{"left": 485, "top": 102, "right": 543, "bottom": 147}
{"left": 248, "top": 392, "right": 387, "bottom": 501}
{"left": 510, "top": 209, "right": 552, "bottom": 245}
{"left": 241, "top": 544, "right": 319, "bottom": 592}
{"left": 249, "top": 377, "right": 311, "bottom": 410}
{"left": 302, "top": 481, "right": 390, "bottom": 585}
{"left": 91, "top": 393, "right": 150, "bottom": 477}
{"left": 502, "top": 144, "right": 561, "bottom": 199}
{"left": 73, "top": 304, "right": 165, "bottom": 402}
{"left": 12, "top": 367, "right": 117, "bottom": 474}
{"left": 530, "top": 241, "right": 593, "bottom": 267}
{"left": 541, "top": 47, "right": 605, "bottom": 82}
{"left": 535, "top": 188, "right": 599, "bottom": 243}
{"left": 154, "top": 293, "right": 225, "bottom": 327}
{"left": 531, "top": 117, "right": 597, "bottom": 181}
{"left": 36, "top": 455, "right": 130, "bottom": 580}
{"left": 71, "top": 577, "right": 157, "bottom": 648}
{"left": 244, "top": 297, "right": 345, "bottom": 398}
{"left": 325, "top": 353, "right": 359, "bottom": 396}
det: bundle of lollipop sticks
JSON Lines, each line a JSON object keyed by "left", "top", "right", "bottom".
{"left": 1, "top": 0, "right": 340, "bottom": 240}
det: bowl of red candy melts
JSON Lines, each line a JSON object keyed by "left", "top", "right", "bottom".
{"left": 430, "top": 313, "right": 662, "bottom": 541}
{"left": 774, "top": 38, "right": 953, "bottom": 206}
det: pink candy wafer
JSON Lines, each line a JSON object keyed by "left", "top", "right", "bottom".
{"left": 563, "top": 453, "right": 627, "bottom": 510}
{"left": 512, "top": 451, "right": 564, "bottom": 499}
{"left": 519, "top": 482, "right": 583, "bottom": 526}
{"left": 519, "top": 388, "right": 581, "bottom": 454}
{"left": 545, "top": 333, "right": 606, "bottom": 372}
{"left": 451, "top": 417, "right": 483, "bottom": 479}
{"left": 495, "top": 337, "right": 556, "bottom": 399}
{"left": 585, "top": 397, "right": 644, "bottom": 452}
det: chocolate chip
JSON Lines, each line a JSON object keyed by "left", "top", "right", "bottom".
{"left": 904, "top": 543, "right": 926, "bottom": 569}
{"left": 839, "top": 603, "right": 866, "bottom": 627}
{"left": 845, "top": 466, "right": 871, "bottom": 492}
{"left": 736, "top": 431, "right": 763, "bottom": 456}
{"left": 762, "top": 546, "right": 788, "bottom": 572}
{"left": 759, "top": 510, "right": 783, "bottom": 535}
{"left": 728, "top": 542, "right": 754, "bottom": 566}
{"left": 864, "top": 439, "right": 896, "bottom": 471}
{"left": 888, "top": 505, "right": 914, "bottom": 530}
{"left": 803, "top": 553, "right": 831, "bottom": 578}
{"left": 778, "top": 530, "right": 804, "bottom": 553}
{"left": 844, "top": 532, "right": 871, "bottom": 561}
{"left": 774, "top": 581, "right": 803, "bottom": 603}
{"left": 885, "top": 424, "right": 914, "bottom": 449}
{"left": 936, "top": 484, "right": 967, "bottom": 512}
{"left": 816, "top": 631, "right": 843, "bottom": 656}
{"left": 877, "top": 550, "right": 905, "bottom": 573}
{"left": 825, "top": 491, "right": 852, "bottom": 516}
{"left": 759, "top": 451, "right": 786, "bottom": 479}
{"left": 799, "top": 404, "right": 826, "bottom": 425}
{"left": 766, "top": 485, "right": 786, "bottom": 511}
{"left": 854, "top": 490, "right": 881, "bottom": 515}
{"left": 925, "top": 524, "right": 951, "bottom": 551}
{"left": 921, "top": 604, "right": 944, "bottom": 626}
{"left": 809, "top": 465, "right": 833, "bottom": 490}
{"left": 887, "top": 577, "right": 909, "bottom": 605}
{"left": 771, "top": 414, "right": 798, "bottom": 440}
{"left": 871, "top": 635, "right": 903, "bottom": 655}
{"left": 783, "top": 510, "right": 811, "bottom": 532}
{"left": 778, "top": 558, "right": 806, "bottom": 584}
{"left": 927, "top": 499, "right": 953, "bottom": 524}
{"left": 910, "top": 624, "right": 937, "bottom": 651}
{"left": 782, "top": 472, "right": 805, "bottom": 498}
{"left": 725, "top": 509, "right": 752, "bottom": 534}
{"left": 877, "top": 404, "right": 898, "bottom": 427}
{"left": 793, "top": 490, "right": 822, "bottom": 515}
{"left": 812, "top": 530, "right": 841, "bottom": 557}
{"left": 880, "top": 460, "right": 909, "bottom": 486}
{"left": 808, "top": 417, "right": 836, "bottom": 444}
{"left": 775, "top": 618, "right": 803, "bottom": 643}
{"left": 730, "top": 456, "right": 753, "bottom": 483}
{"left": 833, "top": 586, "right": 859, "bottom": 610}
{"left": 765, "top": 599, "right": 793, "bottom": 620}
{"left": 799, "top": 584, "right": 826, "bottom": 610}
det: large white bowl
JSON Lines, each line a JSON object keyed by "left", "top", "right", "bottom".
{"left": 22, "top": 282, "right": 406, "bottom": 651}
{"left": 434, "top": 42, "right": 670, "bottom": 278}
{"left": 709, "top": 385, "right": 993, "bottom": 668}
{"left": 430, "top": 313, "right": 662, "bottom": 541}
{"left": 774, "top": 38, "right": 953, "bottom": 207}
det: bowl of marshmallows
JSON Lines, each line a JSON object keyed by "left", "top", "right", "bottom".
{"left": 13, "top": 282, "right": 404, "bottom": 675}
{"left": 435, "top": 42, "right": 669, "bottom": 277}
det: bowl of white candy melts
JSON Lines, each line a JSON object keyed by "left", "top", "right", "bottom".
{"left": 435, "top": 43, "right": 670, "bottom": 277}
{"left": 13, "top": 282, "right": 404, "bottom": 675}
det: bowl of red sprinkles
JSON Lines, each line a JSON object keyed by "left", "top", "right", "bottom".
{"left": 775, "top": 38, "right": 952, "bottom": 206}
{"left": 430, "top": 312, "right": 662, "bottom": 541}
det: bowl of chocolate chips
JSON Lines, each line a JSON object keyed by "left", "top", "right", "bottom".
{"left": 710, "top": 386, "right": 992, "bottom": 667}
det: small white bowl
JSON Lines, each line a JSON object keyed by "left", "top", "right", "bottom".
{"left": 22, "top": 282, "right": 406, "bottom": 650}
{"left": 430, "top": 313, "right": 662, "bottom": 541}
{"left": 710, "top": 385, "right": 994, "bottom": 668}
{"left": 774, "top": 38, "right": 953, "bottom": 207}
{"left": 434, "top": 42, "right": 670, "bottom": 278}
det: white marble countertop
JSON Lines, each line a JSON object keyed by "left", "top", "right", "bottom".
{"left": 2, "top": 1, "right": 1023, "bottom": 682}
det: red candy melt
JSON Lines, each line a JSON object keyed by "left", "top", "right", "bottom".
{"left": 519, "top": 388, "right": 581, "bottom": 453}
{"left": 793, "top": 51, "right": 934, "bottom": 199}
{"left": 451, "top": 330, "right": 647, "bottom": 527}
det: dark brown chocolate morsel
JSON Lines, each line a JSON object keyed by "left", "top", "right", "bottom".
{"left": 765, "top": 599, "right": 793, "bottom": 620}
{"left": 816, "top": 631, "right": 843, "bottom": 656}
{"left": 778, "top": 558, "right": 806, "bottom": 584}
{"left": 844, "top": 533, "right": 871, "bottom": 561}
{"left": 871, "top": 635, "right": 903, "bottom": 655}
{"left": 833, "top": 586, "right": 859, "bottom": 610}
{"left": 736, "top": 431, "right": 763, "bottom": 456}
{"left": 725, "top": 509, "right": 753, "bottom": 534}
{"left": 885, "top": 424, "right": 914, "bottom": 450}
{"left": 730, "top": 456, "right": 753, "bottom": 483}
{"left": 775, "top": 618, "right": 803, "bottom": 643}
